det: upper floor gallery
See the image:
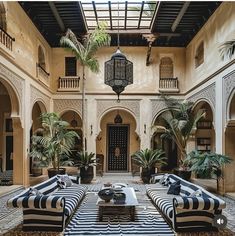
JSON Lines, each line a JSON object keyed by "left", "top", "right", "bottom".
{"left": 0, "top": 1, "right": 234, "bottom": 95}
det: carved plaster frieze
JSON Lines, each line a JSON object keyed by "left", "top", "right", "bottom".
{"left": 97, "top": 99, "right": 140, "bottom": 135}
{"left": 53, "top": 99, "right": 83, "bottom": 116}
{"left": 30, "top": 85, "right": 50, "bottom": 112}
{"left": 188, "top": 83, "right": 216, "bottom": 111}
{"left": 97, "top": 99, "right": 140, "bottom": 118}
{"left": 223, "top": 70, "right": 235, "bottom": 103}
{"left": 151, "top": 99, "right": 167, "bottom": 121}
{"left": 0, "top": 63, "right": 24, "bottom": 103}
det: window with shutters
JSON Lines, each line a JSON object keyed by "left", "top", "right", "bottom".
{"left": 160, "top": 57, "right": 173, "bottom": 79}
{"left": 195, "top": 42, "right": 204, "bottom": 68}
{"left": 65, "top": 57, "right": 77, "bottom": 76}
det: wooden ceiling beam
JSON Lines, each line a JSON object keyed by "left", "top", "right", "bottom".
{"left": 137, "top": 1, "right": 144, "bottom": 29}
{"left": 108, "top": 1, "right": 112, "bottom": 30}
{"left": 124, "top": 1, "right": 128, "bottom": 30}
{"left": 48, "top": 2, "right": 65, "bottom": 32}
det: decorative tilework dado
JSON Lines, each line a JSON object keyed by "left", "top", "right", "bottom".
{"left": 30, "top": 85, "right": 50, "bottom": 112}
{"left": 54, "top": 99, "right": 83, "bottom": 116}
{"left": 0, "top": 63, "right": 24, "bottom": 105}
{"left": 188, "top": 83, "right": 216, "bottom": 111}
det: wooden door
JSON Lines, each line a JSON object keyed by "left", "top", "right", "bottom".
{"left": 107, "top": 125, "right": 129, "bottom": 172}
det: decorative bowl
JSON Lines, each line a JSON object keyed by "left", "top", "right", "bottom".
{"left": 98, "top": 188, "right": 115, "bottom": 202}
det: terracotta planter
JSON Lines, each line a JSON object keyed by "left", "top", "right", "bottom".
{"left": 80, "top": 166, "right": 93, "bottom": 184}
{"left": 47, "top": 168, "right": 66, "bottom": 178}
{"left": 173, "top": 168, "right": 191, "bottom": 181}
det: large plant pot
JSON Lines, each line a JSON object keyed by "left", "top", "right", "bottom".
{"left": 173, "top": 168, "right": 191, "bottom": 181}
{"left": 141, "top": 167, "right": 155, "bottom": 184}
{"left": 47, "top": 168, "right": 66, "bottom": 178}
{"left": 80, "top": 166, "right": 93, "bottom": 184}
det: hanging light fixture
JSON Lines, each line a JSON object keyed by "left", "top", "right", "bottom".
{"left": 114, "top": 110, "right": 123, "bottom": 124}
{"left": 104, "top": 2, "right": 133, "bottom": 102}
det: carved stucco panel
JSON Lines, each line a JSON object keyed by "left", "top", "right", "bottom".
{"left": 97, "top": 99, "right": 140, "bottom": 134}
{"left": 188, "top": 83, "right": 216, "bottom": 112}
{"left": 151, "top": 99, "right": 167, "bottom": 122}
{"left": 223, "top": 70, "right": 235, "bottom": 123}
{"left": 0, "top": 63, "right": 24, "bottom": 104}
{"left": 30, "top": 85, "right": 50, "bottom": 112}
{"left": 53, "top": 99, "right": 82, "bottom": 116}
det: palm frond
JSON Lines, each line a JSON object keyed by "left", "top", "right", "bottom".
{"left": 219, "top": 39, "right": 235, "bottom": 60}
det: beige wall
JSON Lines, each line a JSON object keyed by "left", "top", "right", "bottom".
{"left": 185, "top": 2, "right": 235, "bottom": 90}
{"left": 52, "top": 47, "right": 186, "bottom": 93}
{"left": 97, "top": 109, "right": 140, "bottom": 172}
{"left": 4, "top": 2, "right": 52, "bottom": 86}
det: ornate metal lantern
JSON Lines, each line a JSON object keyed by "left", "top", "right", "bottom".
{"left": 105, "top": 49, "right": 133, "bottom": 102}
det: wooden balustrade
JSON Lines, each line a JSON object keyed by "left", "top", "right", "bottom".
{"left": 0, "top": 27, "right": 15, "bottom": 51}
{"left": 58, "top": 76, "right": 80, "bottom": 91}
{"left": 36, "top": 63, "right": 50, "bottom": 80}
{"left": 159, "top": 77, "right": 179, "bottom": 93}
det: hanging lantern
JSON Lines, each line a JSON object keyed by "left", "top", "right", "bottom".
{"left": 114, "top": 113, "right": 123, "bottom": 124}
{"left": 105, "top": 49, "right": 133, "bottom": 102}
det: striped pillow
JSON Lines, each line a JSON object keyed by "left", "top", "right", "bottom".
{"left": 28, "top": 187, "right": 44, "bottom": 196}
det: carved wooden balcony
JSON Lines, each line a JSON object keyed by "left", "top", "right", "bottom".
{"left": 58, "top": 76, "right": 80, "bottom": 92}
{"left": 0, "top": 27, "right": 15, "bottom": 51}
{"left": 159, "top": 77, "right": 179, "bottom": 93}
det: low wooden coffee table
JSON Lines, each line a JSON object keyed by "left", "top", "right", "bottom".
{"left": 96, "top": 187, "right": 139, "bottom": 221}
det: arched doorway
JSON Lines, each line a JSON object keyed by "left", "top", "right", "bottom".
{"left": 30, "top": 101, "right": 46, "bottom": 176}
{"left": 98, "top": 109, "right": 140, "bottom": 173}
{"left": 151, "top": 111, "right": 178, "bottom": 172}
{"left": 225, "top": 93, "right": 235, "bottom": 192}
{"left": 193, "top": 101, "right": 215, "bottom": 152}
{"left": 61, "top": 110, "right": 83, "bottom": 153}
{"left": 0, "top": 79, "right": 23, "bottom": 185}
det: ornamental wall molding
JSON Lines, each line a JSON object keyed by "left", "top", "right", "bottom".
{"left": 188, "top": 82, "right": 216, "bottom": 112}
{"left": 0, "top": 62, "right": 24, "bottom": 105}
{"left": 30, "top": 85, "right": 50, "bottom": 112}
{"left": 223, "top": 70, "right": 235, "bottom": 123}
{"left": 97, "top": 99, "right": 140, "bottom": 118}
{"left": 97, "top": 99, "right": 140, "bottom": 135}
{"left": 151, "top": 99, "right": 167, "bottom": 122}
{"left": 53, "top": 99, "right": 83, "bottom": 117}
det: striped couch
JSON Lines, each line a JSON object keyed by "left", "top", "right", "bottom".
{"left": 146, "top": 174, "right": 226, "bottom": 232}
{"left": 7, "top": 175, "right": 86, "bottom": 232}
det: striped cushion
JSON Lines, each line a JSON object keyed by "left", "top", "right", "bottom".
{"left": 51, "top": 185, "right": 85, "bottom": 216}
{"left": 147, "top": 188, "right": 173, "bottom": 220}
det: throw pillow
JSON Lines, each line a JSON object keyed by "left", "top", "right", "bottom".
{"left": 28, "top": 187, "right": 43, "bottom": 196}
{"left": 189, "top": 189, "right": 203, "bottom": 197}
{"left": 167, "top": 180, "right": 181, "bottom": 195}
{"left": 57, "top": 178, "right": 66, "bottom": 189}
{"left": 159, "top": 174, "right": 169, "bottom": 185}
{"left": 57, "top": 174, "right": 73, "bottom": 187}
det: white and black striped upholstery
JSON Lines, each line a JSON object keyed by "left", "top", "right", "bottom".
{"left": 146, "top": 174, "right": 226, "bottom": 232}
{"left": 7, "top": 175, "right": 86, "bottom": 232}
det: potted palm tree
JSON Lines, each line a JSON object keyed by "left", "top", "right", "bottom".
{"left": 219, "top": 39, "right": 235, "bottom": 60}
{"left": 132, "top": 148, "right": 166, "bottom": 183}
{"left": 30, "top": 112, "right": 79, "bottom": 178}
{"left": 77, "top": 151, "right": 96, "bottom": 184}
{"left": 185, "top": 150, "right": 232, "bottom": 192}
{"left": 158, "top": 97, "right": 205, "bottom": 180}
{"left": 60, "top": 23, "right": 111, "bottom": 152}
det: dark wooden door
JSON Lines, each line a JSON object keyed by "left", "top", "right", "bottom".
{"left": 6, "top": 136, "right": 13, "bottom": 170}
{"left": 107, "top": 125, "right": 129, "bottom": 171}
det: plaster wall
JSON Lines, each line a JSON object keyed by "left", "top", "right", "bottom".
{"left": 185, "top": 2, "right": 235, "bottom": 90}
{"left": 4, "top": 2, "right": 52, "bottom": 87}
{"left": 51, "top": 47, "right": 186, "bottom": 93}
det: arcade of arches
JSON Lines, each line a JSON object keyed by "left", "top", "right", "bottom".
{"left": 0, "top": 1, "right": 235, "bottom": 199}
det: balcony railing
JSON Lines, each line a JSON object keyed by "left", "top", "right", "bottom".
{"left": 58, "top": 76, "right": 80, "bottom": 91}
{"left": 0, "top": 27, "right": 15, "bottom": 51}
{"left": 159, "top": 77, "right": 179, "bottom": 93}
{"left": 36, "top": 63, "right": 50, "bottom": 81}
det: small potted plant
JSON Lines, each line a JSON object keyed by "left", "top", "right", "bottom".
{"left": 132, "top": 148, "right": 166, "bottom": 184}
{"left": 77, "top": 151, "right": 96, "bottom": 184}
{"left": 30, "top": 112, "right": 79, "bottom": 178}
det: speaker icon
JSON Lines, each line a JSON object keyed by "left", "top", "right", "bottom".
{"left": 213, "top": 215, "right": 227, "bottom": 229}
